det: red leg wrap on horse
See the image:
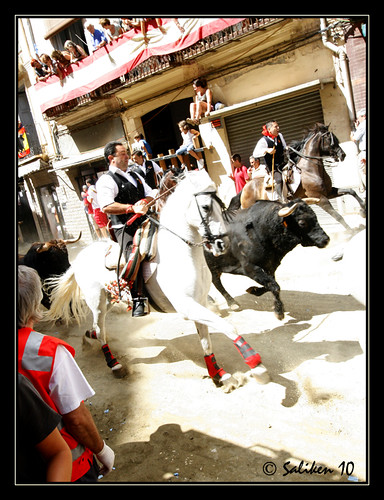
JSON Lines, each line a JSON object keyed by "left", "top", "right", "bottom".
{"left": 204, "top": 354, "right": 227, "bottom": 380}
{"left": 233, "top": 336, "right": 261, "bottom": 369}
{"left": 102, "top": 343, "right": 119, "bottom": 368}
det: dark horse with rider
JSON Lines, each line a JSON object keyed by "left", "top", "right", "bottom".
{"left": 238, "top": 121, "right": 365, "bottom": 232}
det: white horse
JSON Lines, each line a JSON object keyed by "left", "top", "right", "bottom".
{"left": 46, "top": 170, "right": 269, "bottom": 389}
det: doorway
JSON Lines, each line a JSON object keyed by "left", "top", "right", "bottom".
{"left": 38, "top": 185, "right": 66, "bottom": 239}
{"left": 142, "top": 97, "right": 192, "bottom": 157}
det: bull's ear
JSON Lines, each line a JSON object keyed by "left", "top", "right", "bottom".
{"left": 278, "top": 203, "right": 298, "bottom": 217}
{"left": 245, "top": 220, "right": 254, "bottom": 236}
{"left": 302, "top": 197, "right": 320, "bottom": 205}
{"left": 36, "top": 243, "right": 50, "bottom": 253}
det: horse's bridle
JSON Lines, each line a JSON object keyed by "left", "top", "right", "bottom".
{"left": 288, "top": 130, "right": 337, "bottom": 162}
{"left": 145, "top": 190, "right": 227, "bottom": 248}
{"left": 194, "top": 190, "right": 228, "bottom": 245}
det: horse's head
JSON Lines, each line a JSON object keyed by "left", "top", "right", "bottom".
{"left": 187, "top": 170, "right": 230, "bottom": 256}
{"left": 319, "top": 125, "right": 346, "bottom": 162}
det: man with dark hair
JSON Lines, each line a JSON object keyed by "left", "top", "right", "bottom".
{"left": 96, "top": 141, "right": 155, "bottom": 316}
{"left": 229, "top": 153, "right": 249, "bottom": 193}
{"left": 131, "top": 149, "right": 162, "bottom": 189}
{"left": 253, "top": 120, "right": 287, "bottom": 201}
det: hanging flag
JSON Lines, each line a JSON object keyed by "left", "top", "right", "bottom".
{"left": 18, "top": 121, "right": 30, "bottom": 159}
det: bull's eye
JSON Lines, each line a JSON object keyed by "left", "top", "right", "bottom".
{"left": 298, "top": 219, "right": 307, "bottom": 228}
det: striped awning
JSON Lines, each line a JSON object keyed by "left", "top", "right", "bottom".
{"left": 34, "top": 18, "right": 244, "bottom": 114}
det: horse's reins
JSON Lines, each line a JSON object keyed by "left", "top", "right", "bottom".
{"left": 287, "top": 130, "right": 336, "bottom": 162}
{"left": 115, "top": 179, "right": 179, "bottom": 298}
{"left": 146, "top": 190, "right": 228, "bottom": 248}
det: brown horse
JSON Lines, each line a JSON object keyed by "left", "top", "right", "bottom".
{"left": 240, "top": 124, "right": 366, "bottom": 231}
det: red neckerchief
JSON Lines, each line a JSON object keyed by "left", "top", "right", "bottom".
{"left": 262, "top": 124, "right": 277, "bottom": 139}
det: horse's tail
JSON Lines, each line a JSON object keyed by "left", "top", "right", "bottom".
{"left": 44, "top": 267, "right": 87, "bottom": 325}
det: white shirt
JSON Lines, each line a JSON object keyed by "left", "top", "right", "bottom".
{"left": 135, "top": 160, "right": 162, "bottom": 177}
{"left": 352, "top": 120, "right": 366, "bottom": 152}
{"left": 49, "top": 345, "right": 95, "bottom": 415}
{"left": 253, "top": 133, "right": 287, "bottom": 158}
{"left": 96, "top": 165, "right": 156, "bottom": 228}
{"left": 86, "top": 184, "right": 100, "bottom": 209}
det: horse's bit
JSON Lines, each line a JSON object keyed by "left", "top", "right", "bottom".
{"left": 193, "top": 190, "right": 228, "bottom": 246}
{"left": 288, "top": 130, "right": 336, "bottom": 162}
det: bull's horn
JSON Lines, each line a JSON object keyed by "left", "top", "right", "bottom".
{"left": 278, "top": 203, "right": 298, "bottom": 217}
{"left": 63, "top": 232, "right": 82, "bottom": 245}
{"left": 302, "top": 197, "right": 320, "bottom": 205}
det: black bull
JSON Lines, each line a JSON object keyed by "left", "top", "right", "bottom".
{"left": 204, "top": 199, "right": 330, "bottom": 320}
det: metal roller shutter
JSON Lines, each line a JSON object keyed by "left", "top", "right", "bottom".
{"left": 224, "top": 90, "right": 324, "bottom": 164}
{"left": 225, "top": 89, "right": 342, "bottom": 229}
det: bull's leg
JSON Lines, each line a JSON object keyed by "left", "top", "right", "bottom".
{"left": 243, "top": 264, "right": 285, "bottom": 320}
{"left": 210, "top": 268, "right": 240, "bottom": 310}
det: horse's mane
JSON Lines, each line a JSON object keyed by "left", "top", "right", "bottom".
{"left": 157, "top": 168, "right": 217, "bottom": 213}
{"left": 156, "top": 168, "right": 184, "bottom": 211}
{"left": 288, "top": 123, "right": 328, "bottom": 159}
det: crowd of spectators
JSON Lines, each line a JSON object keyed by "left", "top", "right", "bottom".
{"left": 31, "top": 18, "right": 185, "bottom": 83}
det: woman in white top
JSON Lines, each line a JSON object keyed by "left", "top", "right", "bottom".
{"left": 175, "top": 120, "right": 204, "bottom": 169}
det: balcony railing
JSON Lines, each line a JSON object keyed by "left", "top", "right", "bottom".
{"left": 43, "top": 18, "right": 279, "bottom": 120}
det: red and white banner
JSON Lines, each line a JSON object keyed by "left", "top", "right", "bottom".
{"left": 34, "top": 18, "right": 244, "bottom": 114}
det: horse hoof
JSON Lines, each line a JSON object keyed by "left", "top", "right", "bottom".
{"left": 221, "top": 374, "right": 239, "bottom": 393}
{"left": 250, "top": 363, "right": 270, "bottom": 384}
{"left": 111, "top": 363, "right": 127, "bottom": 378}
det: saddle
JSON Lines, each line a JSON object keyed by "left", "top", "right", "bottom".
{"left": 120, "top": 218, "right": 158, "bottom": 284}
{"left": 282, "top": 161, "right": 301, "bottom": 196}
{"left": 264, "top": 173, "right": 275, "bottom": 190}
{"left": 104, "top": 219, "right": 158, "bottom": 306}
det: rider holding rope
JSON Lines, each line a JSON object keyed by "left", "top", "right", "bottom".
{"left": 96, "top": 141, "right": 155, "bottom": 316}
{"left": 253, "top": 120, "right": 287, "bottom": 201}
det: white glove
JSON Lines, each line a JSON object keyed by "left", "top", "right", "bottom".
{"left": 96, "top": 441, "right": 115, "bottom": 476}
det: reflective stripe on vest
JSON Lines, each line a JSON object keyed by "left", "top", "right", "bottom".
{"left": 22, "top": 330, "right": 53, "bottom": 372}
{"left": 18, "top": 328, "right": 94, "bottom": 481}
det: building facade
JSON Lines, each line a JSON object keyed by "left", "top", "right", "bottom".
{"left": 17, "top": 16, "right": 367, "bottom": 244}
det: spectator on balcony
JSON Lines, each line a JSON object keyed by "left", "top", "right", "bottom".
{"left": 99, "top": 18, "right": 123, "bottom": 42}
{"left": 40, "top": 53, "right": 64, "bottom": 80}
{"left": 187, "top": 78, "right": 225, "bottom": 125}
{"left": 132, "top": 133, "right": 152, "bottom": 159}
{"left": 122, "top": 18, "right": 165, "bottom": 44}
{"left": 64, "top": 40, "right": 87, "bottom": 63}
{"left": 51, "top": 50, "right": 71, "bottom": 76}
{"left": 85, "top": 22, "right": 108, "bottom": 51}
{"left": 176, "top": 120, "right": 204, "bottom": 170}
{"left": 30, "top": 58, "right": 51, "bottom": 82}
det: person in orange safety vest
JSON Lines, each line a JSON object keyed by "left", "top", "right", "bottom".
{"left": 17, "top": 265, "right": 115, "bottom": 483}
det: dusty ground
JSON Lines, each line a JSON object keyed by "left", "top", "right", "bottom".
{"left": 35, "top": 215, "right": 367, "bottom": 485}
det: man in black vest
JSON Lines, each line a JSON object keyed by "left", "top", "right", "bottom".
{"left": 253, "top": 120, "right": 287, "bottom": 201}
{"left": 131, "top": 150, "right": 163, "bottom": 189}
{"left": 96, "top": 141, "right": 155, "bottom": 316}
